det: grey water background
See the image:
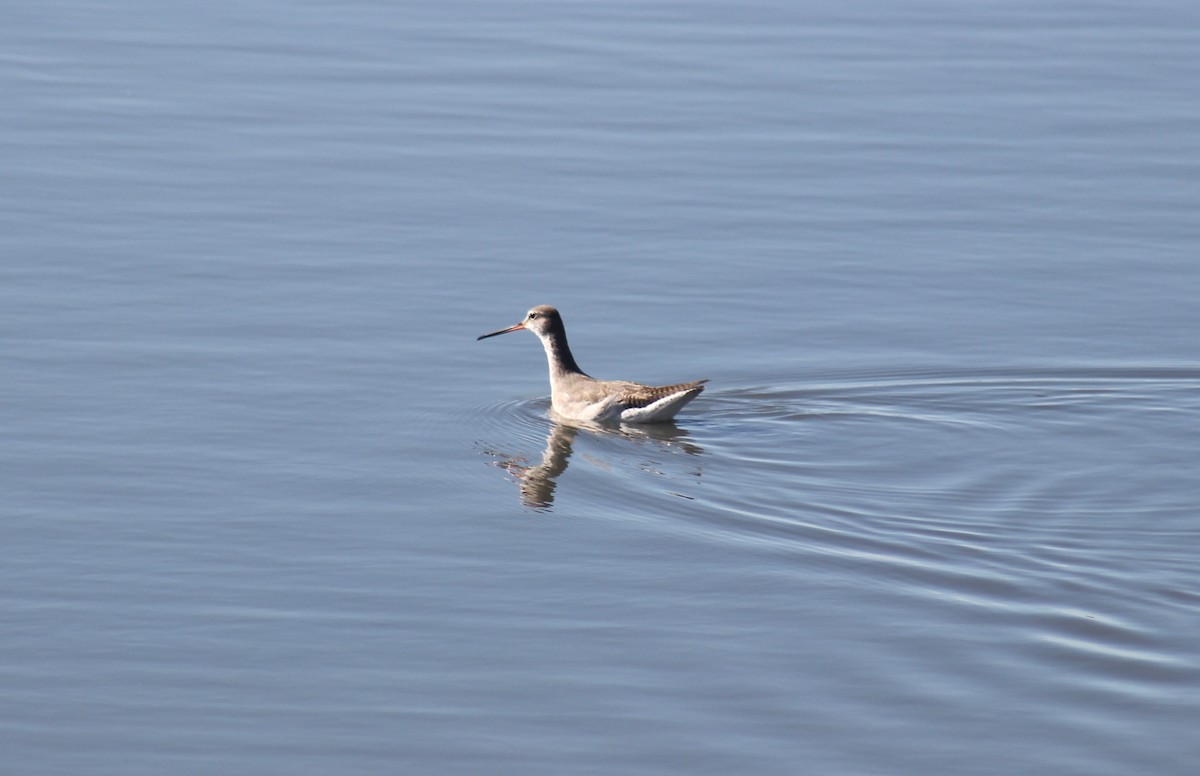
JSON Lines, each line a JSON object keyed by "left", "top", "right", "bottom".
{"left": 3, "top": 1, "right": 1199, "bottom": 774}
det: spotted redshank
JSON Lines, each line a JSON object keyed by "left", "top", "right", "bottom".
{"left": 477, "top": 305, "right": 707, "bottom": 423}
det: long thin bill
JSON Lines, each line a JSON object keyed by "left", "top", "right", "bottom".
{"left": 477, "top": 323, "right": 525, "bottom": 341}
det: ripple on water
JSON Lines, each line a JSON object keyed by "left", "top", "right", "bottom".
{"left": 696, "top": 365, "right": 1200, "bottom": 716}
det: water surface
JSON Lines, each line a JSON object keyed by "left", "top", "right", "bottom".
{"left": 3, "top": 1, "right": 1199, "bottom": 774}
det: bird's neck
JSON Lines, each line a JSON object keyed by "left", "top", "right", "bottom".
{"left": 539, "top": 329, "right": 585, "bottom": 377}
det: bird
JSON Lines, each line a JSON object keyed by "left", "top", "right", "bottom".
{"left": 477, "top": 305, "right": 707, "bottom": 423}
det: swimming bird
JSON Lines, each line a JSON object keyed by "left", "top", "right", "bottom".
{"left": 477, "top": 305, "right": 707, "bottom": 423}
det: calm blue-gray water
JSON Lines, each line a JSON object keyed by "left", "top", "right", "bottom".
{"left": 3, "top": 1, "right": 1199, "bottom": 774}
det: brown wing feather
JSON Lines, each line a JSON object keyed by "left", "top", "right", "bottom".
{"left": 618, "top": 379, "right": 708, "bottom": 409}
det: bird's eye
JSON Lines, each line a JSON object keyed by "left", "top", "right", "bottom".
{"left": 528, "top": 312, "right": 539, "bottom": 320}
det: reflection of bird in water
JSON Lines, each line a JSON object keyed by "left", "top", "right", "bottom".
{"left": 501, "top": 422, "right": 579, "bottom": 510}
{"left": 483, "top": 417, "right": 705, "bottom": 511}
{"left": 478, "top": 305, "right": 706, "bottom": 423}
